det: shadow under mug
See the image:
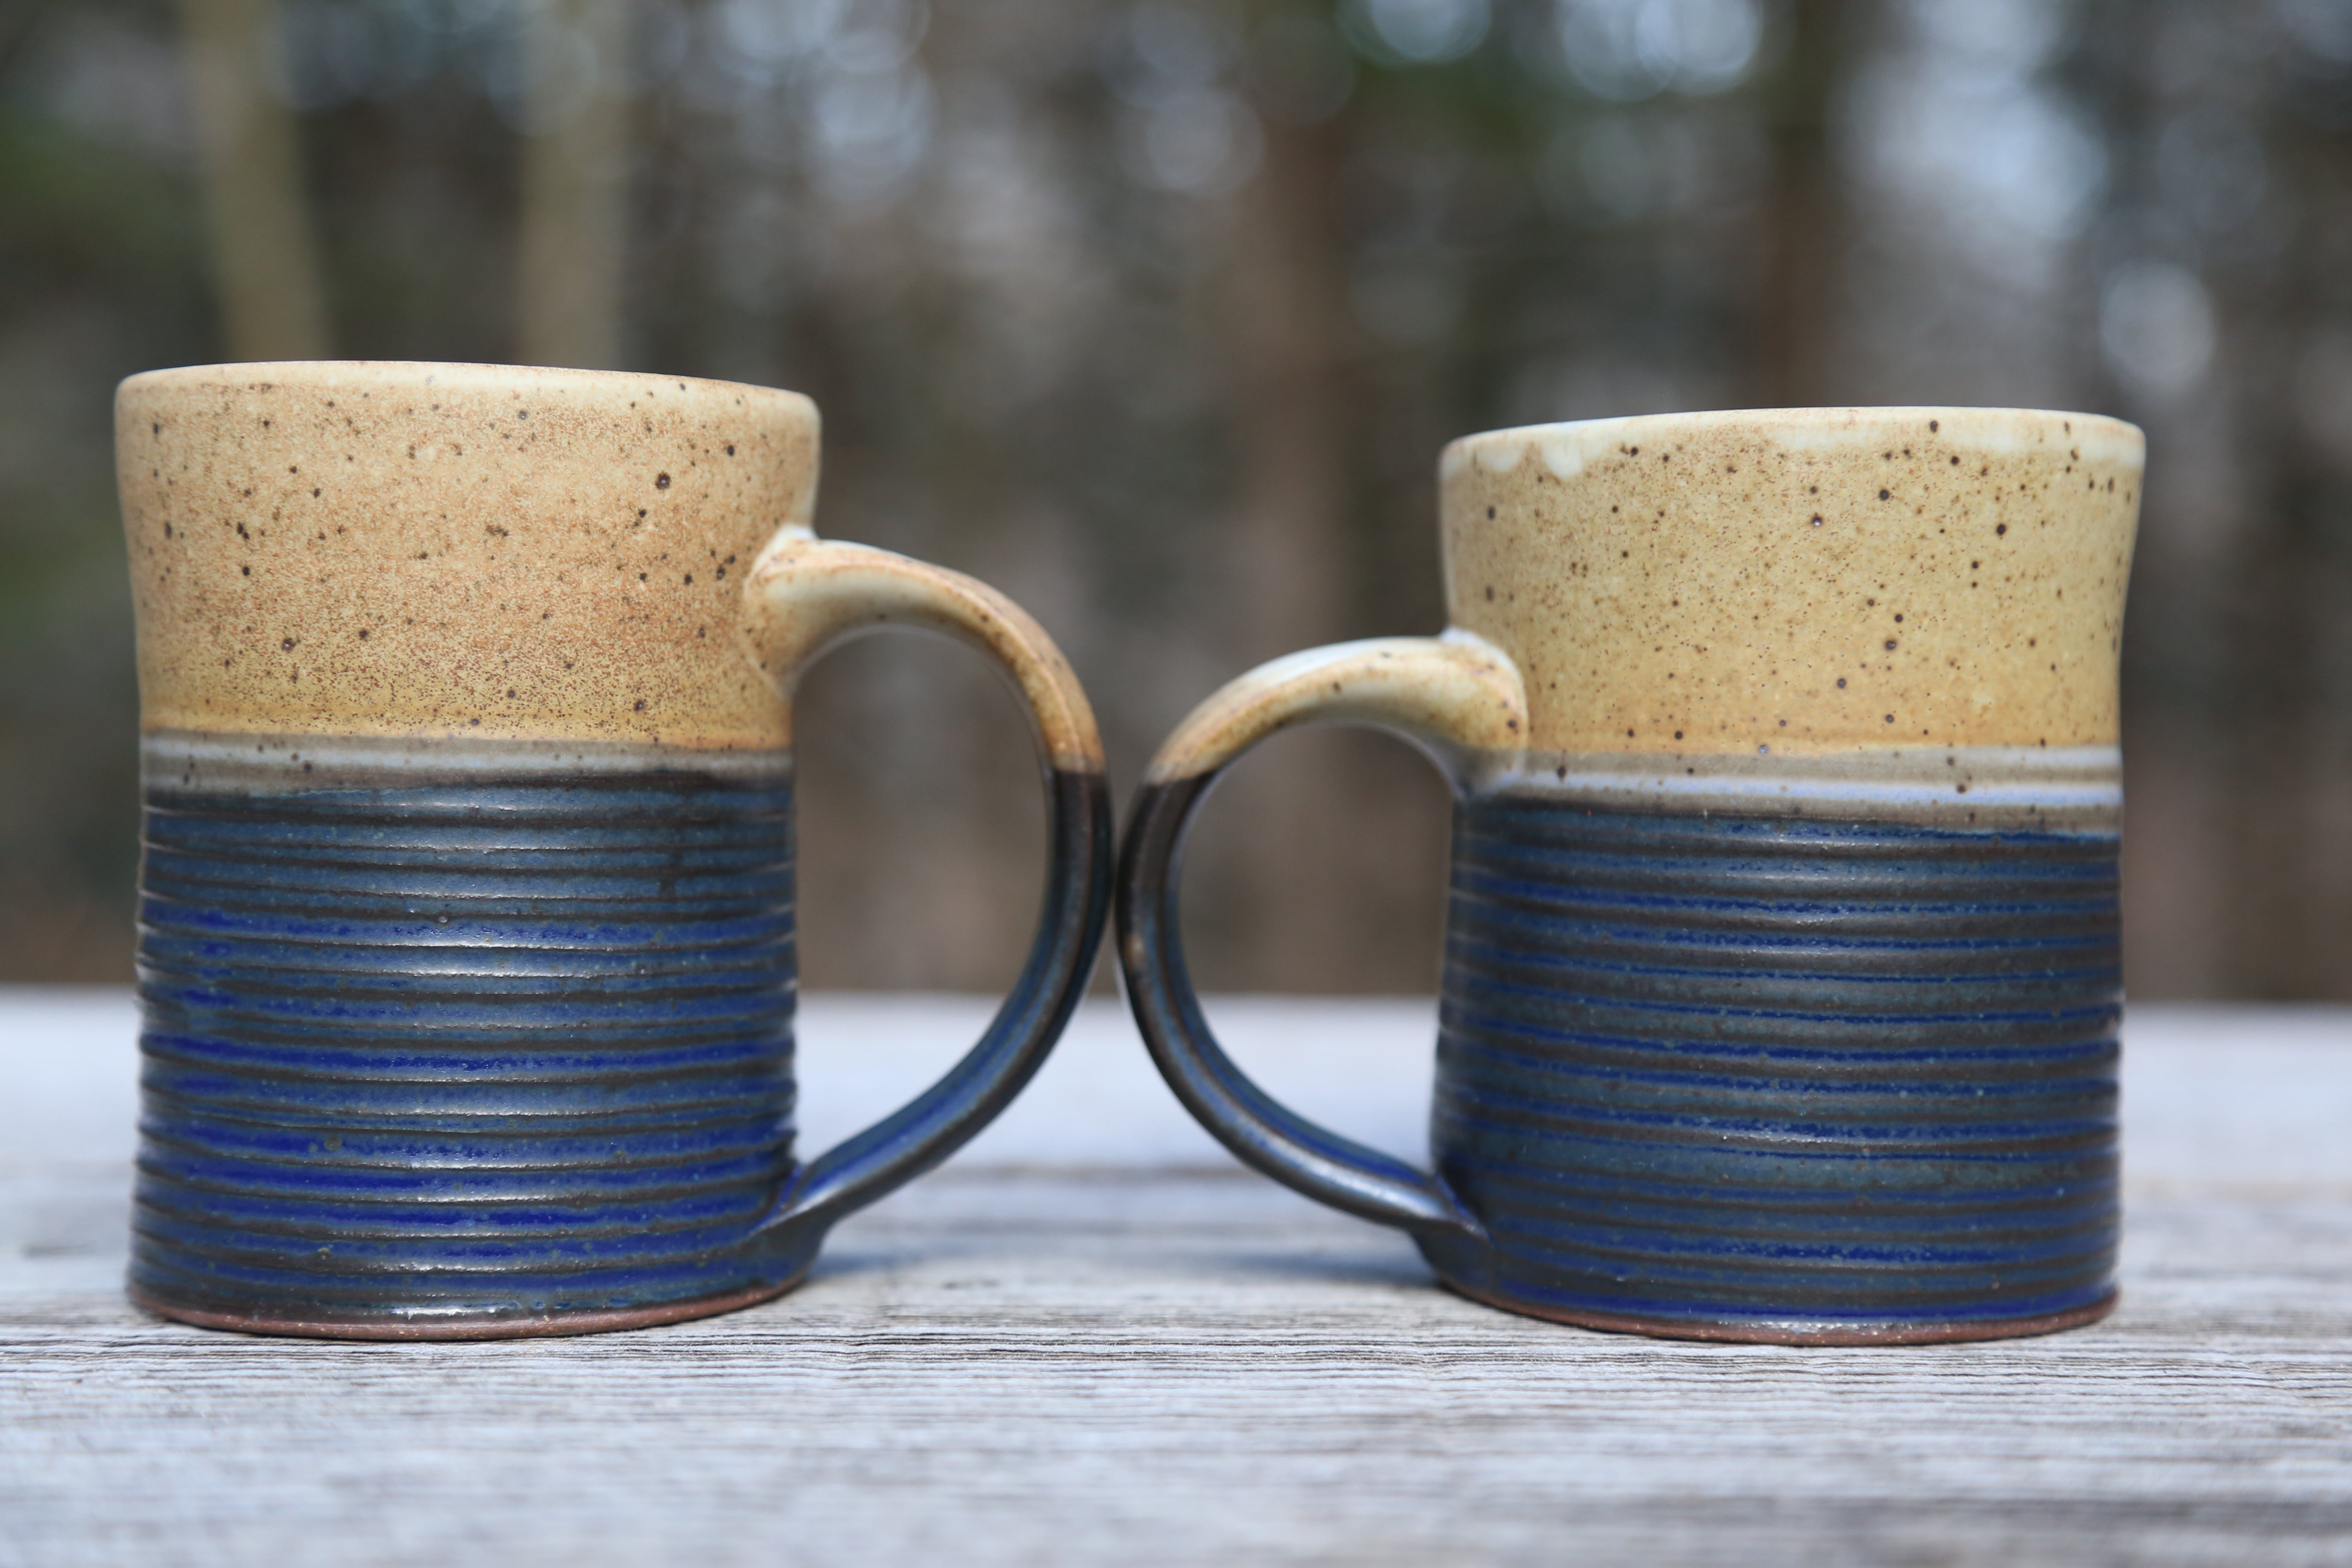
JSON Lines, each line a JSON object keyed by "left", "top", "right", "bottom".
{"left": 1120, "top": 406, "right": 2142, "bottom": 1345}
{"left": 119, "top": 362, "right": 1109, "bottom": 1338}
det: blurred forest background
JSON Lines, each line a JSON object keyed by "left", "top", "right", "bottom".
{"left": 1, "top": 0, "right": 2349, "bottom": 997}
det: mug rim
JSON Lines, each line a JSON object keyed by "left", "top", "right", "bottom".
{"left": 1442, "top": 404, "right": 2144, "bottom": 478}
{"left": 117, "top": 358, "right": 819, "bottom": 429}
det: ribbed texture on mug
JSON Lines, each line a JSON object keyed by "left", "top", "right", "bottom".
{"left": 130, "top": 769, "right": 799, "bottom": 1325}
{"left": 1436, "top": 799, "right": 2119, "bottom": 1333}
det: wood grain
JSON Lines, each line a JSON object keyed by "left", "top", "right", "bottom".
{"left": 3, "top": 996, "right": 2350, "bottom": 1566}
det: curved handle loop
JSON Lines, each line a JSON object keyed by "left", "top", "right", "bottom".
{"left": 1115, "top": 632, "right": 1526, "bottom": 1242}
{"left": 741, "top": 528, "right": 1111, "bottom": 1237}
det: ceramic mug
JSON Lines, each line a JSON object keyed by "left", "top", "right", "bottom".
{"left": 1120, "top": 407, "right": 2141, "bottom": 1344}
{"left": 119, "top": 361, "right": 1109, "bottom": 1339}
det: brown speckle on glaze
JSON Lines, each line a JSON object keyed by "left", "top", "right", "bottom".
{"left": 116, "top": 362, "right": 818, "bottom": 749}
{"left": 1436, "top": 407, "right": 2143, "bottom": 756}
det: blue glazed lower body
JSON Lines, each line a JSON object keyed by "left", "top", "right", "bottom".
{"left": 1425, "top": 795, "right": 2122, "bottom": 1344}
{"left": 130, "top": 745, "right": 812, "bottom": 1338}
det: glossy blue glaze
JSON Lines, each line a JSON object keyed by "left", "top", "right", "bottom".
{"left": 1120, "top": 773, "right": 2120, "bottom": 1343}
{"left": 1422, "top": 798, "right": 2119, "bottom": 1335}
{"left": 131, "top": 768, "right": 812, "bottom": 1326}
{"left": 134, "top": 747, "right": 1111, "bottom": 1338}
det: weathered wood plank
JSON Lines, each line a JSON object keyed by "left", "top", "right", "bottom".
{"left": 3, "top": 996, "right": 2350, "bottom": 1566}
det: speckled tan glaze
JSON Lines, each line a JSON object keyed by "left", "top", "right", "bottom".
{"left": 121, "top": 362, "right": 813, "bottom": 749}
{"left": 1148, "top": 407, "right": 2141, "bottom": 824}
{"left": 1440, "top": 406, "right": 2141, "bottom": 757}
{"left": 118, "top": 361, "right": 1102, "bottom": 769}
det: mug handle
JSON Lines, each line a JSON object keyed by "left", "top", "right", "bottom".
{"left": 1116, "top": 632, "right": 1526, "bottom": 1243}
{"left": 741, "top": 527, "right": 1112, "bottom": 1237}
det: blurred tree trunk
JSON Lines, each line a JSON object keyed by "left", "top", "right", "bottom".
{"left": 1224, "top": 125, "right": 1351, "bottom": 663}
{"left": 178, "top": 0, "right": 329, "bottom": 360}
{"left": 517, "top": 0, "right": 632, "bottom": 369}
{"left": 1749, "top": 0, "right": 1846, "bottom": 408}
{"left": 2220, "top": 118, "right": 2352, "bottom": 998}
{"left": 1204, "top": 108, "right": 1367, "bottom": 989}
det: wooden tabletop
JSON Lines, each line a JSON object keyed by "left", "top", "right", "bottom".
{"left": 5, "top": 992, "right": 2350, "bottom": 1565}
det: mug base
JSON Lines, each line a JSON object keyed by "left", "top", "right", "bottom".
{"left": 1437, "top": 1277, "right": 2118, "bottom": 1346}
{"left": 127, "top": 1271, "right": 810, "bottom": 1342}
